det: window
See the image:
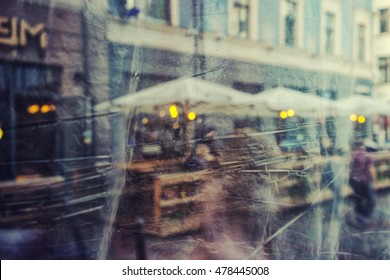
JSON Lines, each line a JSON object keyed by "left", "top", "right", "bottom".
{"left": 317, "top": 89, "right": 336, "bottom": 101}
{"left": 379, "top": 57, "right": 390, "bottom": 83}
{"left": 285, "top": 0, "right": 297, "bottom": 47}
{"left": 108, "top": 0, "right": 171, "bottom": 24}
{"left": 325, "top": 12, "right": 335, "bottom": 55}
{"left": 144, "top": 0, "right": 171, "bottom": 23}
{"left": 358, "top": 24, "right": 366, "bottom": 62}
{"left": 233, "top": 81, "right": 264, "bottom": 94}
{"left": 108, "top": 0, "right": 128, "bottom": 17}
{"left": 380, "top": 8, "right": 389, "bottom": 33}
{"left": 231, "top": 0, "right": 250, "bottom": 38}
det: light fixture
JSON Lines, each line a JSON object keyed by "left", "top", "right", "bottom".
{"left": 159, "top": 110, "right": 166, "bottom": 117}
{"left": 169, "top": 105, "right": 179, "bottom": 119}
{"left": 188, "top": 111, "right": 196, "bottom": 121}
{"left": 357, "top": 115, "right": 366, "bottom": 124}
{"left": 349, "top": 114, "right": 358, "bottom": 122}
{"left": 173, "top": 122, "right": 180, "bottom": 129}
{"left": 280, "top": 111, "right": 288, "bottom": 119}
{"left": 287, "top": 109, "right": 295, "bottom": 117}
{"left": 49, "top": 105, "right": 56, "bottom": 112}
{"left": 82, "top": 130, "right": 92, "bottom": 145}
{"left": 41, "top": 104, "right": 51, "bottom": 114}
{"left": 27, "top": 104, "right": 40, "bottom": 114}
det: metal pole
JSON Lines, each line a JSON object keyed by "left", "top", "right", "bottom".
{"left": 192, "top": 0, "right": 204, "bottom": 78}
{"left": 134, "top": 217, "right": 147, "bottom": 260}
{"left": 9, "top": 66, "right": 16, "bottom": 180}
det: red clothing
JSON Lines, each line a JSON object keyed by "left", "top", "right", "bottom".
{"left": 350, "top": 150, "right": 373, "bottom": 183}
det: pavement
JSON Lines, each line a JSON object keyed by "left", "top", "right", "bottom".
{"left": 108, "top": 190, "right": 390, "bottom": 260}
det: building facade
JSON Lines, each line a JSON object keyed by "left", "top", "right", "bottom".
{"left": 0, "top": 0, "right": 110, "bottom": 180}
{"left": 107, "top": 0, "right": 374, "bottom": 100}
{"left": 104, "top": 0, "right": 376, "bottom": 152}
{"left": 374, "top": 0, "right": 390, "bottom": 100}
{"left": 0, "top": 0, "right": 125, "bottom": 260}
{"left": 372, "top": 0, "right": 390, "bottom": 143}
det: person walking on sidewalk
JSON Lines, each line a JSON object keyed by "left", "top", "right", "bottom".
{"left": 349, "top": 142, "right": 376, "bottom": 225}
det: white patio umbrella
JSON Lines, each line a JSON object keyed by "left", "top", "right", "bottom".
{"left": 95, "top": 78, "right": 256, "bottom": 156}
{"left": 245, "top": 87, "right": 338, "bottom": 117}
{"left": 95, "top": 77, "right": 253, "bottom": 113}
{"left": 335, "top": 95, "right": 390, "bottom": 117}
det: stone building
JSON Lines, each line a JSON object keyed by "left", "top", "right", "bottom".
{"left": 0, "top": 0, "right": 113, "bottom": 260}
{"left": 374, "top": 0, "right": 390, "bottom": 99}
{"left": 0, "top": 0, "right": 110, "bottom": 180}
{"left": 105, "top": 0, "right": 375, "bottom": 151}
{"left": 106, "top": 0, "right": 374, "bottom": 98}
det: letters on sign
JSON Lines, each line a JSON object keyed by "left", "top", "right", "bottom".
{"left": 0, "top": 16, "right": 47, "bottom": 50}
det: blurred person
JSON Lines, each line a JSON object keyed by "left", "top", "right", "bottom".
{"left": 160, "top": 120, "right": 175, "bottom": 159}
{"left": 320, "top": 130, "right": 335, "bottom": 190}
{"left": 202, "top": 127, "right": 220, "bottom": 156}
{"left": 184, "top": 141, "right": 220, "bottom": 171}
{"left": 349, "top": 142, "right": 376, "bottom": 225}
{"left": 143, "top": 124, "right": 158, "bottom": 144}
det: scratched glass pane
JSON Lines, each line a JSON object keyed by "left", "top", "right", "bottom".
{"left": 0, "top": 0, "right": 390, "bottom": 260}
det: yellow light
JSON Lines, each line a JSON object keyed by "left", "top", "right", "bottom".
{"left": 83, "top": 137, "right": 92, "bottom": 145}
{"left": 188, "top": 111, "right": 196, "bottom": 121}
{"left": 173, "top": 122, "right": 180, "bottom": 129}
{"left": 83, "top": 130, "right": 92, "bottom": 145}
{"left": 142, "top": 117, "right": 149, "bottom": 125}
{"left": 159, "top": 110, "right": 166, "bottom": 117}
{"left": 49, "top": 105, "right": 56, "bottom": 112}
{"left": 349, "top": 114, "right": 358, "bottom": 122}
{"left": 27, "top": 104, "right": 40, "bottom": 114}
{"left": 358, "top": 115, "right": 366, "bottom": 124}
{"left": 287, "top": 109, "right": 295, "bottom": 117}
{"left": 169, "top": 105, "right": 178, "bottom": 118}
{"left": 41, "top": 104, "right": 50, "bottom": 114}
{"left": 169, "top": 105, "right": 178, "bottom": 113}
{"left": 280, "top": 111, "right": 288, "bottom": 119}
{"left": 0, "top": 127, "right": 3, "bottom": 140}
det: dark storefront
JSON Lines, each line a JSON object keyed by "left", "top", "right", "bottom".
{"left": 0, "top": 1, "right": 101, "bottom": 181}
{"left": 0, "top": 1, "right": 116, "bottom": 260}
{"left": 0, "top": 61, "right": 62, "bottom": 179}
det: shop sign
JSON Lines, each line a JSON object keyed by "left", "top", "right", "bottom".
{"left": 0, "top": 16, "right": 47, "bottom": 50}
